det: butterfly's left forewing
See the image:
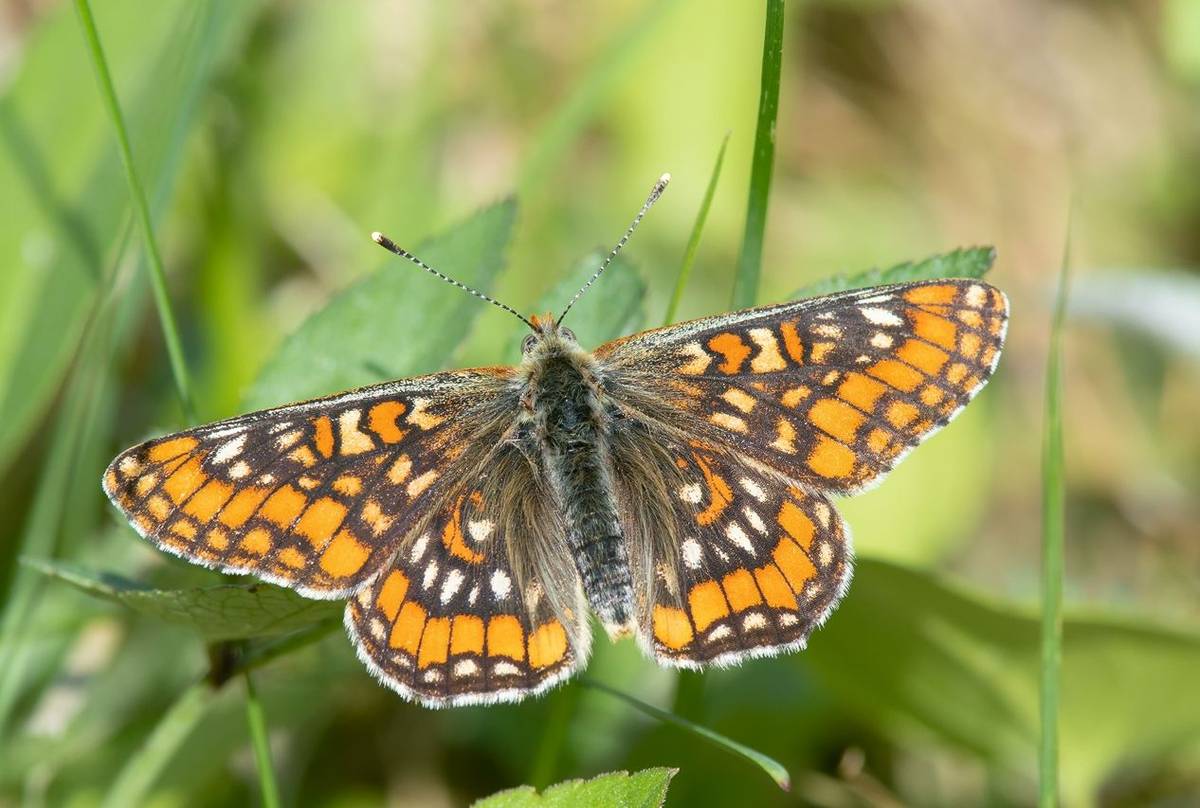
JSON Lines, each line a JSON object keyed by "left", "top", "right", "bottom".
{"left": 103, "top": 369, "right": 519, "bottom": 598}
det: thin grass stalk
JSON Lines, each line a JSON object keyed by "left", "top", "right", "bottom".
{"left": 1039, "top": 223, "right": 1071, "bottom": 807}
{"left": 730, "top": 0, "right": 785, "bottom": 309}
{"left": 580, "top": 677, "right": 791, "bottom": 791}
{"left": 74, "top": 0, "right": 193, "bottom": 420}
{"left": 664, "top": 132, "right": 730, "bottom": 326}
{"left": 244, "top": 672, "right": 282, "bottom": 808}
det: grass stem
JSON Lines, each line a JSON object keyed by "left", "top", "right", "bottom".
{"left": 1039, "top": 216, "right": 1071, "bottom": 807}
{"left": 730, "top": 0, "right": 785, "bottom": 309}
{"left": 244, "top": 672, "right": 282, "bottom": 808}
{"left": 74, "top": 0, "right": 194, "bottom": 421}
{"left": 664, "top": 132, "right": 730, "bottom": 325}
{"left": 580, "top": 677, "right": 791, "bottom": 791}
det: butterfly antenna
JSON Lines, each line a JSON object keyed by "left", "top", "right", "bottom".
{"left": 557, "top": 172, "right": 671, "bottom": 326}
{"left": 371, "top": 232, "right": 534, "bottom": 329}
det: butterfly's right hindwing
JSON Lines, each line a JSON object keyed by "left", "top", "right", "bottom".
{"left": 103, "top": 369, "right": 518, "bottom": 598}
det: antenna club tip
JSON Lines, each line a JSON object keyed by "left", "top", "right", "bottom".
{"left": 659, "top": 172, "right": 671, "bottom": 185}
{"left": 370, "top": 231, "right": 386, "bottom": 244}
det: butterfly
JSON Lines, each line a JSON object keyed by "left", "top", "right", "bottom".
{"left": 103, "top": 175, "right": 1008, "bottom": 707}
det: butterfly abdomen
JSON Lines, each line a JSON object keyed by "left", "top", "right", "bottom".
{"left": 533, "top": 353, "right": 634, "bottom": 633}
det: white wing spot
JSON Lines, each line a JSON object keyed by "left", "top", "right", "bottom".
{"left": 779, "top": 613, "right": 800, "bottom": 626}
{"left": 422, "top": 562, "right": 439, "bottom": 590}
{"left": 409, "top": 534, "right": 430, "bottom": 562}
{"left": 870, "top": 332, "right": 894, "bottom": 349}
{"left": 818, "top": 541, "right": 834, "bottom": 567}
{"left": 813, "top": 323, "right": 843, "bottom": 339}
{"left": 406, "top": 470, "right": 438, "bottom": 497}
{"left": 406, "top": 398, "right": 445, "bottom": 430}
{"left": 748, "top": 328, "right": 787, "bottom": 372}
{"left": 707, "top": 625, "right": 732, "bottom": 641}
{"left": 423, "top": 669, "right": 442, "bottom": 683}
{"left": 679, "top": 483, "right": 703, "bottom": 503}
{"left": 338, "top": 409, "right": 374, "bottom": 455}
{"left": 965, "top": 284, "right": 986, "bottom": 307}
{"left": 490, "top": 569, "right": 512, "bottom": 599}
{"left": 440, "top": 568, "right": 464, "bottom": 603}
{"left": 744, "top": 507, "right": 767, "bottom": 534}
{"left": 453, "top": 660, "right": 479, "bottom": 677}
{"left": 213, "top": 434, "right": 247, "bottom": 464}
{"left": 725, "top": 522, "right": 756, "bottom": 556}
{"left": 275, "top": 430, "right": 302, "bottom": 450}
{"left": 861, "top": 307, "right": 903, "bottom": 327}
{"left": 742, "top": 613, "right": 768, "bottom": 631}
{"left": 710, "top": 412, "right": 748, "bottom": 433}
{"left": 369, "top": 618, "right": 386, "bottom": 641}
{"left": 229, "top": 461, "right": 251, "bottom": 479}
{"left": 493, "top": 661, "right": 521, "bottom": 677}
{"left": 268, "top": 422, "right": 293, "bottom": 434}
{"left": 681, "top": 539, "right": 703, "bottom": 569}
{"left": 468, "top": 585, "right": 479, "bottom": 605}
{"left": 467, "top": 519, "right": 494, "bottom": 543}
{"left": 677, "top": 341, "right": 713, "bottom": 375}
{"left": 739, "top": 477, "right": 767, "bottom": 501}
{"left": 859, "top": 293, "right": 894, "bottom": 304}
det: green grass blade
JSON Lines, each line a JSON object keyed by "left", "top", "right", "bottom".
{"left": 244, "top": 672, "right": 282, "bottom": 808}
{"left": 580, "top": 677, "right": 791, "bottom": 791}
{"left": 101, "top": 682, "right": 213, "bottom": 808}
{"left": 730, "top": 0, "right": 785, "bottom": 310}
{"left": 1040, "top": 220, "right": 1070, "bottom": 807}
{"left": 74, "top": 0, "right": 193, "bottom": 420}
{"left": 663, "top": 132, "right": 730, "bottom": 325}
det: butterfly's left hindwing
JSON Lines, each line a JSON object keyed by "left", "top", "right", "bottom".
{"left": 103, "top": 369, "right": 518, "bottom": 598}
{"left": 611, "top": 433, "right": 851, "bottom": 666}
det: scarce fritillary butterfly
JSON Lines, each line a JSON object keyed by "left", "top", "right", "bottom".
{"left": 104, "top": 176, "right": 1008, "bottom": 707}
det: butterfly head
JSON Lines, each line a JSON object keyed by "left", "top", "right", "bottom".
{"left": 522, "top": 313, "right": 578, "bottom": 357}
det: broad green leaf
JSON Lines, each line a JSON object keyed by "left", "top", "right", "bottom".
{"left": 791, "top": 246, "right": 996, "bottom": 299}
{"left": 244, "top": 199, "right": 516, "bottom": 410}
{"left": 510, "top": 250, "right": 646, "bottom": 358}
{"left": 0, "top": 0, "right": 261, "bottom": 472}
{"left": 25, "top": 559, "right": 338, "bottom": 642}
{"left": 804, "top": 559, "right": 1200, "bottom": 802}
{"left": 474, "top": 768, "right": 675, "bottom": 808}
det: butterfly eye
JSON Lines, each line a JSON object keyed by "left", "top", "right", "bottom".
{"left": 522, "top": 334, "right": 537, "bottom": 352}
{"left": 560, "top": 327, "right": 577, "bottom": 342}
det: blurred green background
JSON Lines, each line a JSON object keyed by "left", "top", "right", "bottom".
{"left": 2, "top": 1, "right": 1199, "bottom": 805}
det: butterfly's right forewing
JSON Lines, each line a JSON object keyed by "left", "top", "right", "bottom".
{"left": 598, "top": 279, "right": 1008, "bottom": 495}
{"left": 103, "top": 369, "right": 519, "bottom": 598}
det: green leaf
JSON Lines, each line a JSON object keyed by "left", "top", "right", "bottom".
{"left": 474, "top": 768, "right": 676, "bottom": 808}
{"left": 804, "top": 558, "right": 1200, "bottom": 803}
{"left": 24, "top": 558, "right": 339, "bottom": 641}
{"left": 516, "top": 250, "right": 646, "bottom": 355}
{"left": 244, "top": 199, "right": 517, "bottom": 410}
{"left": 792, "top": 246, "right": 997, "bottom": 299}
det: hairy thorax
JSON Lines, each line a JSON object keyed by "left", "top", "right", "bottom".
{"left": 520, "top": 337, "right": 635, "bottom": 634}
